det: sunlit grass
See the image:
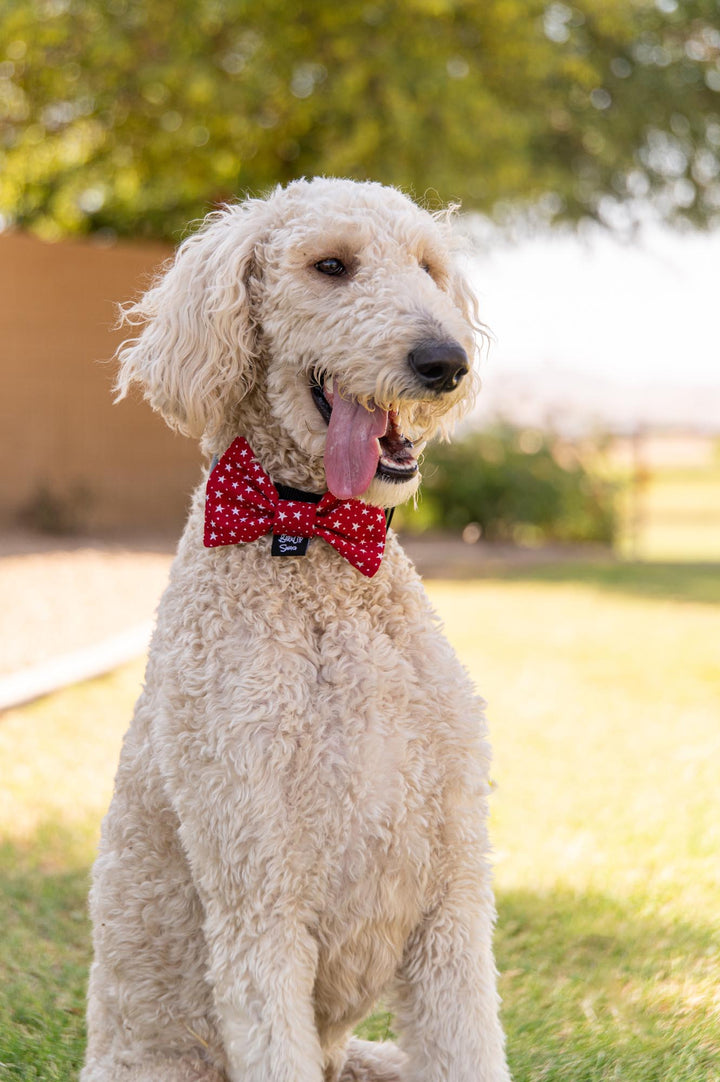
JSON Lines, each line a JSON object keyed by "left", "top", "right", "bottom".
{"left": 431, "top": 572, "right": 720, "bottom": 1081}
{"left": 617, "top": 466, "right": 720, "bottom": 562}
{"left": 433, "top": 574, "right": 720, "bottom": 907}
{"left": 0, "top": 663, "right": 142, "bottom": 866}
{"left": 2, "top": 565, "right": 719, "bottom": 1079}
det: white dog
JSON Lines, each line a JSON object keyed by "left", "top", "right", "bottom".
{"left": 82, "top": 177, "right": 510, "bottom": 1082}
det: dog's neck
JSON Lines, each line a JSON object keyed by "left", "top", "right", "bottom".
{"left": 207, "top": 401, "right": 328, "bottom": 496}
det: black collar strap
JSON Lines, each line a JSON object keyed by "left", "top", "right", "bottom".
{"left": 275, "top": 482, "right": 322, "bottom": 504}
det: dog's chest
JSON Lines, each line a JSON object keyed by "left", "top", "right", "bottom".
{"left": 308, "top": 683, "right": 435, "bottom": 1013}
{"left": 164, "top": 538, "right": 477, "bottom": 926}
{"left": 220, "top": 567, "right": 446, "bottom": 901}
{"left": 286, "top": 615, "right": 443, "bottom": 883}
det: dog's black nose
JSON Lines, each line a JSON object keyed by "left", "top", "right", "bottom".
{"left": 408, "top": 340, "right": 469, "bottom": 393}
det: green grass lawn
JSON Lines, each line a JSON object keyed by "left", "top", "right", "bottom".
{"left": 428, "top": 569, "right": 720, "bottom": 1081}
{"left": 2, "top": 563, "right": 719, "bottom": 1080}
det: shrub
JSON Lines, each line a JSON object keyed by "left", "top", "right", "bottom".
{"left": 18, "top": 482, "right": 95, "bottom": 535}
{"left": 401, "top": 425, "right": 617, "bottom": 545}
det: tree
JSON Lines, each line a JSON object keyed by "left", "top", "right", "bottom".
{"left": 1, "top": 0, "right": 719, "bottom": 240}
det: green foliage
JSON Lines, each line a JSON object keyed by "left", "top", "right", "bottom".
{"left": 1, "top": 0, "right": 719, "bottom": 239}
{"left": 406, "top": 425, "right": 617, "bottom": 544}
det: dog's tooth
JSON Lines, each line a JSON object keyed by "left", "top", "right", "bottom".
{"left": 379, "top": 454, "right": 415, "bottom": 471}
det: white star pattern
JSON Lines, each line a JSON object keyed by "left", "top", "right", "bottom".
{"left": 204, "top": 437, "right": 385, "bottom": 576}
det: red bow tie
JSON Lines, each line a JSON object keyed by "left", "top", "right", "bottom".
{"left": 204, "top": 438, "right": 386, "bottom": 577}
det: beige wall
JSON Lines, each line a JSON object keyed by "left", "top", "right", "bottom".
{"left": 0, "top": 231, "right": 202, "bottom": 534}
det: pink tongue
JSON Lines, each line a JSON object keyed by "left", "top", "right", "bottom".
{"left": 324, "top": 392, "right": 388, "bottom": 499}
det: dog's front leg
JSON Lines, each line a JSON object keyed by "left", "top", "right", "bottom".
{"left": 170, "top": 791, "right": 324, "bottom": 1082}
{"left": 209, "top": 914, "right": 323, "bottom": 1082}
{"left": 394, "top": 871, "right": 511, "bottom": 1082}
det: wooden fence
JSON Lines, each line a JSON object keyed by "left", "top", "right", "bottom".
{"left": 0, "top": 231, "right": 200, "bottom": 534}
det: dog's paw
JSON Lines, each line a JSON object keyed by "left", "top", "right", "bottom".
{"left": 338, "top": 1038, "right": 406, "bottom": 1082}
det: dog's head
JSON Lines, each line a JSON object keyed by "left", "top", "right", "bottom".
{"left": 116, "top": 178, "right": 483, "bottom": 507}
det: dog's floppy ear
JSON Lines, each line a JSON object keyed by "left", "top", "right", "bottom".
{"left": 114, "top": 197, "right": 272, "bottom": 439}
{"left": 431, "top": 204, "right": 487, "bottom": 358}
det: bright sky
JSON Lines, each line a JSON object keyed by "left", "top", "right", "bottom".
{"left": 469, "top": 223, "right": 719, "bottom": 389}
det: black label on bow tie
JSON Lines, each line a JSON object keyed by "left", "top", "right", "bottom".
{"left": 271, "top": 533, "right": 310, "bottom": 557}
{"left": 271, "top": 484, "right": 321, "bottom": 558}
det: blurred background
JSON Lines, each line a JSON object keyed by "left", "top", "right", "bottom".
{"left": 1, "top": 3, "right": 719, "bottom": 1080}
{"left": 1, "top": 0, "right": 719, "bottom": 558}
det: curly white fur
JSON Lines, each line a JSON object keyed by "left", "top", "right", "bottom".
{"left": 83, "top": 178, "right": 510, "bottom": 1082}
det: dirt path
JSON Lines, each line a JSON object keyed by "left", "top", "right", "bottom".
{"left": 0, "top": 534, "right": 175, "bottom": 676}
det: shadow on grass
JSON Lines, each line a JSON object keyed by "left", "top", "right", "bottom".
{"left": 404, "top": 535, "right": 720, "bottom": 605}
{"left": 3, "top": 830, "right": 719, "bottom": 1082}
{"left": 484, "top": 559, "right": 720, "bottom": 606}
{"left": 496, "top": 887, "right": 720, "bottom": 1082}
{"left": 360, "top": 886, "right": 720, "bottom": 1080}
{"left": 0, "top": 836, "right": 92, "bottom": 1080}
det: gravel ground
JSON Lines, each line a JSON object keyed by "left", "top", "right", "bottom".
{"left": 0, "top": 529, "right": 606, "bottom": 677}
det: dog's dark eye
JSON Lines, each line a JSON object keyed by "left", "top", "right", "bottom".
{"left": 420, "top": 261, "right": 432, "bottom": 275}
{"left": 314, "top": 258, "right": 346, "bottom": 277}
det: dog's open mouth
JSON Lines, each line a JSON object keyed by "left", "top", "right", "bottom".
{"left": 310, "top": 374, "right": 418, "bottom": 499}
